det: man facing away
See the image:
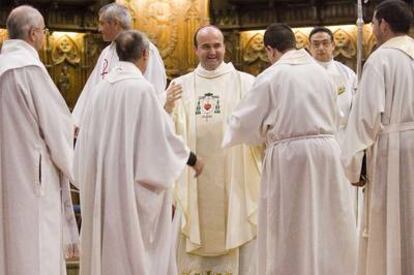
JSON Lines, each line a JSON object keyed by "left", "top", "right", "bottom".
{"left": 73, "top": 30, "right": 203, "bottom": 275}
{"left": 0, "top": 5, "right": 78, "bottom": 275}
{"left": 72, "top": 3, "right": 171, "bottom": 130}
{"left": 171, "top": 25, "right": 262, "bottom": 275}
{"left": 341, "top": 1, "right": 414, "bottom": 274}
{"left": 222, "top": 23, "right": 357, "bottom": 275}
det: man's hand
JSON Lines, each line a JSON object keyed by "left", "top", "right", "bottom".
{"left": 191, "top": 158, "right": 204, "bottom": 178}
{"left": 64, "top": 243, "right": 80, "bottom": 260}
{"left": 74, "top": 126, "right": 80, "bottom": 138}
{"left": 351, "top": 179, "right": 366, "bottom": 187}
{"left": 164, "top": 82, "right": 183, "bottom": 114}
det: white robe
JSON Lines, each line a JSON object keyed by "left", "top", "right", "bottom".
{"left": 341, "top": 35, "right": 414, "bottom": 275}
{"left": 317, "top": 59, "right": 362, "bottom": 227}
{"left": 73, "top": 61, "right": 189, "bottom": 275}
{"left": 72, "top": 41, "right": 167, "bottom": 127}
{"left": 172, "top": 62, "right": 261, "bottom": 274}
{"left": 223, "top": 49, "right": 357, "bottom": 275}
{"left": 316, "top": 59, "right": 356, "bottom": 145}
{"left": 0, "top": 39, "right": 78, "bottom": 275}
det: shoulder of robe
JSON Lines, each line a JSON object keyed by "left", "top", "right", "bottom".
{"left": 172, "top": 71, "right": 194, "bottom": 84}
{"left": 116, "top": 76, "right": 153, "bottom": 90}
{"left": 237, "top": 70, "right": 255, "bottom": 81}
{"left": 255, "top": 65, "right": 277, "bottom": 84}
{"left": 14, "top": 65, "right": 52, "bottom": 84}
{"left": 335, "top": 61, "right": 355, "bottom": 76}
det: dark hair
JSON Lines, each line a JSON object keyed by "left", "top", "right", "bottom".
{"left": 264, "top": 23, "right": 296, "bottom": 52}
{"left": 375, "top": 0, "right": 413, "bottom": 34}
{"left": 193, "top": 25, "right": 223, "bottom": 47}
{"left": 115, "top": 30, "right": 149, "bottom": 63}
{"left": 309, "top": 26, "right": 334, "bottom": 42}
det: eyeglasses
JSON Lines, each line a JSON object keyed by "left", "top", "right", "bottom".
{"left": 31, "top": 27, "right": 49, "bottom": 35}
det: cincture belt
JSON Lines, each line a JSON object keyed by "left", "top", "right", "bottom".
{"left": 379, "top": 121, "right": 414, "bottom": 135}
{"left": 266, "top": 133, "right": 335, "bottom": 149}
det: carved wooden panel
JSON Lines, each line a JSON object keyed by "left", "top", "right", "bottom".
{"left": 239, "top": 24, "right": 379, "bottom": 76}
{"left": 118, "top": 0, "right": 210, "bottom": 79}
{"left": 0, "top": 29, "right": 7, "bottom": 49}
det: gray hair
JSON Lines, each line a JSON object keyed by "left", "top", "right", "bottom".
{"left": 115, "top": 30, "right": 149, "bottom": 63}
{"left": 6, "top": 5, "right": 43, "bottom": 40}
{"left": 99, "top": 3, "right": 131, "bottom": 30}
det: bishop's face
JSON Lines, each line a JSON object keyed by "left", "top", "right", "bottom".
{"left": 98, "top": 15, "right": 121, "bottom": 42}
{"left": 195, "top": 27, "right": 225, "bottom": 71}
{"left": 309, "top": 31, "right": 335, "bottom": 62}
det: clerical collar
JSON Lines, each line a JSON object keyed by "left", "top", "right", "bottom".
{"left": 380, "top": 35, "right": 414, "bottom": 59}
{"left": 195, "top": 62, "right": 235, "bottom": 79}
{"left": 275, "top": 49, "right": 313, "bottom": 66}
{"left": 316, "top": 59, "right": 334, "bottom": 69}
{"left": 107, "top": 61, "right": 143, "bottom": 83}
{"left": 1, "top": 39, "right": 40, "bottom": 60}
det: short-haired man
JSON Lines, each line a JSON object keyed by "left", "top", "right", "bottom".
{"left": 171, "top": 25, "right": 261, "bottom": 274}
{"left": 74, "top": 30, "right": 203, "bottom": 275}
{"left": 223, "top": 23, "right": 357, "bottom": 275}
{"left": 308, "top": 26, "right": 356, "bottom": 145}
{"left": 341, "top": 0, "right": 414, "bottom": 274}
{"left": 0, "top": 5, "right": 78, "bottom": 275}
{"left": 72, "top": 3, "right": 169, "bottom": 130}
{"left": 309, "top": 26, "right": 361, "bottom": 227}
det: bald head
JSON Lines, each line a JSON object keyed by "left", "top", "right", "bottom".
{"left": 115, "top": 30, "right": 149, "bottom": 63}
{"left": 194, "top": 25, "right": 225, "bottom": 71}
{"left": 115, "top": 30, "right": 150, "bottom": 73}
{"left": 7, "top": 5, "right": 44, "bottom": 40}
{"left": 193, "top": 25, "right": 223, "bottom": 47}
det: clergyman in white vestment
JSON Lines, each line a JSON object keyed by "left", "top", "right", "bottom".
{"left": 341, "top": 1, "right": 414, "bottom": 274}
{"left": 308, "top": 26, "right": 356, "bottom": 145}
{"left": 74, "top": 30, "right": 203, "bottom": 275}
{"left": 308, "top": 26, "right": 362, "bottom": 227}
{"left": 171, "top": 25, "right": 261, "bottom": 275}
{"left": 72, "top": 3, "right": 167, "bottom": 128}
{"left": 223, "top": 23, "right": 357, "bottom": 275}
{"left": 0, "top": 6, "right": 78, "bottom": 275}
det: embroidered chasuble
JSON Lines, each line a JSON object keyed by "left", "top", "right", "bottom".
{"left": 172, "top": 62, "right": 261, "bottom": 274}
{"left": 195, "top": 77, "right": 228, "bottom": 256}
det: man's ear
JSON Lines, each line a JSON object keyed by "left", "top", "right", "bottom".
{"left": 27, "top": 28, "right": 36, "bottom": 44}
{"left": 142, "top": 48, "right": 149, "bottom": 60}
{"left": 265, "top": 45, "right": 275, "bottom": 57}
{"left": 380, "top": 18, "right": 391, "bottom": 34}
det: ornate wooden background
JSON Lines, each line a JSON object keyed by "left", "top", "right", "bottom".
{"left": 0, "top": 31, "right": 104, "bottom": 110}
{"left": 1, "top": 0, "right": 414, "bottom": 109}
{"left": 0, "top": 23, "right": 377, "bottom": 109}
{"left": 117, "top": 0, "right": 210, "bottom": 79}
{"left": 238, "top": 24, "right": 377, "bottom": 76}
